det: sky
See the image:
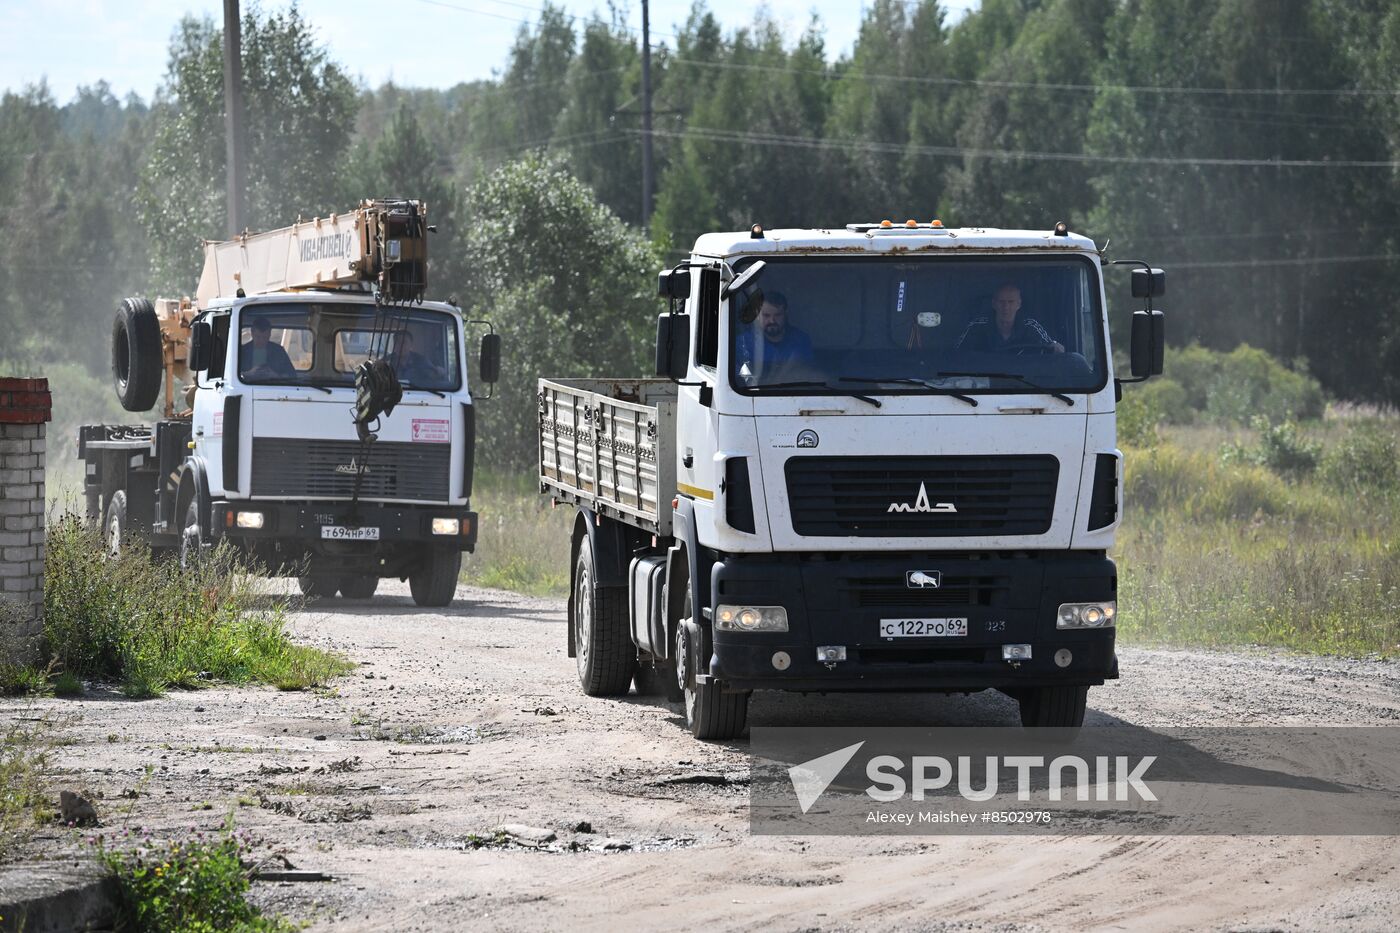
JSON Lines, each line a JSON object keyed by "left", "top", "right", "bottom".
{"left": 0, "top": 0, "right": 979, "bottom": 104}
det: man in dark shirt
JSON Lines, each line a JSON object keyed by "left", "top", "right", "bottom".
{"left": 389, "top": 330, "right": 445, "bottom": 386}
{"left": 736, "top": 290, "right": 814, "bottom": 382}
{"left": 955, "top": 284, "right": 1065, "bottom": 354}
{"left": 239, "top": 316, "right": 297, "bottom": 379}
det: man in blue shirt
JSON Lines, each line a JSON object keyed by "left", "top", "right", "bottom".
{"left": 239, "top": 316, "right": 297, "bottom": 380}
{"left": 736, "top": 291, "right": 814, "bottom": 383}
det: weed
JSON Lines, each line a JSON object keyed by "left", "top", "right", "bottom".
{"left": 52, "top": 672, "right": 83, "bottom": 696}
{"left": 41, "top": 513, "right": 352, "bottom": 696}
{"left": 0, "top": 717, "right": 54, "bottom": 859}
{"left": 95, "top": 818, "right": 295, "bottom": 932}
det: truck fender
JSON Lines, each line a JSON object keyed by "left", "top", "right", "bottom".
{"left": 669, "top": 497, "right": 707, "bottom": 626}
{"left": 567, "top": 509, "right": 630, "bottom": 658}
{"left": 175, "top": 457, "right": 212, "bottom": 538}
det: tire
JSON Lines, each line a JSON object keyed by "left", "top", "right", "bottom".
{"left": 675, "top": 590, "right": 748, "bottom": 740}
{"left": 298, "top": 575, "right": 339, "bottom": 599}
{"left": 103, "top": 491, "right": 128, "bottom": 558}
{"left": 409, "top": 544, "right": 461, "bottom": 607}
{"left": 112, "top": 297, "right": 162, "bottom": 412}
{"left": 572, "top": 543, "right": 636, "bottom": 696}
{"left": 1017, "top": 685, "right": 1089, "bottom": 728}
{"left": 178, "top": 498, "right": 204, "bottom": 569}
{"left": 339, "top": 575, "right": 379, "bottom": 600}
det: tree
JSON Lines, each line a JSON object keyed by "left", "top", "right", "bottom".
{"left": 461, "top": 155, "right": 664, "bottom": 470}
{"left": 135, "top": 7, "right": 358, "bottom": 290}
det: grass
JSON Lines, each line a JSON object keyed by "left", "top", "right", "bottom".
{"left": 461, "top": 471, "right": 571, "bottom": 597}
{"left": 1115, "top": 419, "right": 1400, "bottom": 656}
{"left": 0, "top": 717, "right": 55, "bottom": 860}
{"left": 39, "top": 513, "right": 352, "bottom": 697}
{"left": 95, "top": 818, "right": 295, "bottom": 933}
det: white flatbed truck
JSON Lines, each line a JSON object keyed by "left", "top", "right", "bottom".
{"left": 540, "top": 219, "right": 1164, "bottom": 739}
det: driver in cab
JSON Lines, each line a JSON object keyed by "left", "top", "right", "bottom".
{"left": 954, "top": 284, "right": 1064, "bottom": 354}
{"left": 239, "top": 315, "right": 297, "bottom": 378}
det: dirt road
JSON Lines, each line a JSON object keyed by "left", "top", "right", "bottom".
{"left": 12, "top": 582, "right": 1400, "bottom": 931}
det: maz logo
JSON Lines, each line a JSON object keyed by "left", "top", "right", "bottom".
{"left": 334, "top": 459, "right": 370, "bottom": 476}
{"left": 887, "top": 482, "right": 957, "bottom": 514}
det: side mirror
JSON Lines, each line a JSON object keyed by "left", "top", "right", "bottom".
{"left": 724, "top": 260, "right": 766, "bottom": 298}
{"left": 479, "top": 333, "right": 501, "bottom": 384}
{"left": 656, "top": 313, "right": 691, "bottom": 381}
{"left": 658, "top": 268, "right": 691, "bottom": 300}
{"left": 1131, "top": 268, "right": 1166, "bottom": 299}
{"left": 1130, "top": 309, "right": 1165, "bottom": 378}
{"left": 189, "top": 320, "right": 212, "bottom": 372}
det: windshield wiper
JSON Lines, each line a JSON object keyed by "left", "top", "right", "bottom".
{"left": 935, "top": 371, "right": 1074, "bottom": 406}
{"left": 752, "top": 381, "right": 881, "bottom": 408}
{"left": 404, "top": 385, "right": 447, "bottom": 398}
{"left": 840, "top": 376, "right": 978, "bottom": 408}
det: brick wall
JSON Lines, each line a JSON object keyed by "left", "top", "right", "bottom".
{"left": 0, "top": 377, "right": 51, "bottom": 664}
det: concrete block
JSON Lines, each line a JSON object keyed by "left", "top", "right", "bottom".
{"left": 0, "top": 532, "right": 27, "bottom": 547}
{"left": 3, "top": 514, "right": 39, "bottom": 531}
{"left": 0, "top": 439, "right": 29, "bottom": 455}
{"left": 2, "top": 546, "right": 37, "bottom": 563}
{"left": 2, "top": 455, "right": 39, "bottom": 470}
{"left": 0, "top": 563, "right": 29, "bottom": 578}
{"left": 0, "top": 470, "right": 33, "bottom": 485}
{"left": 1, "top": 576, "right": 33, "bottom": 592}
{"left": 31, "top": 469, "right": 47, "bottom": 484}
{"left": 4, "top": 485, "right": 38, "bottom": 500}
{"left": 28, "top": 559, "right": 43, "bottom": 576}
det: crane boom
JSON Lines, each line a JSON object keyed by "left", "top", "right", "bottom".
{"left": 195, "top": 198, "right": 429, "bottom": 308}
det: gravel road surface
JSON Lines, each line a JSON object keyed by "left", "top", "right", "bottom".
{"left": 9, "top": 582, "right": 1400, "bottom": 931}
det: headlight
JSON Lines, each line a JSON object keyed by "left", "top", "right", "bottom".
{"left": 431, "top": 517, "right": 460, "bottom": 536}
{"left": 714, "top": 605, "right": 789, "bottom": 632}
{"left": 1057, "top": 601, "right": 1116, "bottom": 629}
{"left": 235, "top": 511, "right": 264, "bottom": 529}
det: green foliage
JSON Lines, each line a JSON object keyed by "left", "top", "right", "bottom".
{"left": 1115, "top": 388, "right": 1161, "bottom": 448}
{"left": 1120, "top": 426, "right": 1400, "bottom": 655}
{"left": 135, "top": 7, "right": 357, "bottom": 291}
{"left": 1319, "top": 420, "right": 1400, "bottom": 493}
{"left": 461, "top": 155, "right": 664, "bottom": 470}
{"left": 43, "top": 515, "right": 350, "bottom": 697}
{"left": 97, "top": 819, "right": 294, "bottom": 933}
{"left": 1221, "top": 416, "right": 1322, "bottom": 478}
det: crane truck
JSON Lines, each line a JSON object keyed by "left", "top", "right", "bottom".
{"left": 539, "top": 219, "right": 1164, "bottom": 739}
{"left": 81, "top": 199, "right": 501, "bottom": 606}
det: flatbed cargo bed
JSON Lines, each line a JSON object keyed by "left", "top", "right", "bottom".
{"left": 538, "top": 378, "right": 677, "bottom": 534}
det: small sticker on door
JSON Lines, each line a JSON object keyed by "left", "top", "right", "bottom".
{"left": 411, "top": 418, "right": 450, "bottom": 443}
{"left": 213, "top": 412, "right": 224, "bottom": 438}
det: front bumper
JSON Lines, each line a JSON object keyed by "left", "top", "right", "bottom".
{"left": 707, "top": 551, "right": 1117, "bottom": 692}
{"left": 211, "top": 500, "right": 478, "bottom": 553}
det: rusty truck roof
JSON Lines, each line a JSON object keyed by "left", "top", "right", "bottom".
{"left": 691, "top": 224, "right": 1100, "bottom": 259}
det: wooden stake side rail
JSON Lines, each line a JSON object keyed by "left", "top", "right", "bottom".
{"left": 538, "top": 378, "right": 677, "bottom": 536}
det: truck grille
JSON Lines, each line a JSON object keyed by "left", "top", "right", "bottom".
{"left": 785, "top": 455, "right": 1058, "bottom": 537}
{"left": 842, "top": 573, "right": 1010, "bottom": 608}
{"left": 250, "top": 438, "right": 450, "bottom": 502}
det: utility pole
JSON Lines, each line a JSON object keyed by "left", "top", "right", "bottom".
{"left": 640, "top": 0, "right": 655, "bottom": 226}
{"left": 223, "top": 0, "right": 248, "bottom": 237}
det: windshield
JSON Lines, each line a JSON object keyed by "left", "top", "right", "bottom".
{"left": 728, "top": 256, "right": 1105, "bottom": 396}
{"left": 237, "top": 303, "right": 461, "bottom": 391}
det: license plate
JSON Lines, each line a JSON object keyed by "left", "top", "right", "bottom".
{"left": 321, "top": 526, "right": 380, "bottom": 541}
{"left": 879, "top": 618, "right": 968, "bottom": 639}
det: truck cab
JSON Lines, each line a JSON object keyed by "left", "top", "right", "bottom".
{"left": 543, "top": 219, "right": 1164, "bottom": 738}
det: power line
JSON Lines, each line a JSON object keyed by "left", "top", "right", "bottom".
{"left": 631, "top": 126, "right": 1400, "bottom": 169}
{"left": 1168, "top": 253, "right": 1400, "bottom": 269}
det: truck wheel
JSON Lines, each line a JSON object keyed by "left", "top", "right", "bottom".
{"left": 112, "top": 297, "right": 162, "bottom": 413}
{"left": 298, "top": 575, "right": 339, "bottom": 599}
{"left": 340, "top": 575, "right": 379, "bottom": 600}
{"left": 675, "top": 598, "right": 748, "bottom": 741}
{"left": 1017, "top": 685, "right": 1089, "bottom": 728}
{"left": 410, "top": 545, "right": 460, "bottom": 607}
{"left": 104, "top": 491, "right": 128, "bottom": 558}
{"left": 573, "top": 543, "right": 635, "bottom": 696}
{"left": 178, "top": 498, "right": 205, "bottom": 569}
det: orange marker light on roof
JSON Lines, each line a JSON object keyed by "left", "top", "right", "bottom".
{"left": 906, "top": 219, "right": 918, "bottom": 228}
{"left": 880, "top": 220, "right": 893, "bottom": 228}
{"left": 931, "top": 219, "right": 944, "bottom": 228}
